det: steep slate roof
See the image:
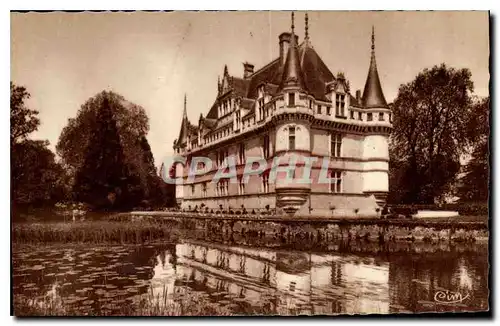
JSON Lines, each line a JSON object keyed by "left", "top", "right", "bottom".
{"left": 299, "top": 45, "right": 334, "bottom": 101}
{"left": 198, "top": 26, "right": 374, "bottom": 129}
{"left": 246, "top": 58, "right": 282, "bottom": 99}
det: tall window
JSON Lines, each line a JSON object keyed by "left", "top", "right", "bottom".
{"left": 202, "top": 182, "right": 207, "bottom": 197}
{"left": 258, "top": 99, "right": 265, "bottom": 120}
{"left": 326, "top": 106, "right": 331, "bottom": 115}
{"left": 367, "top": 113, "right": 373, "bottom": 121}
{"left": 261, "top": 173, "right": 269, "bottom": 193}
{"left": 288, "top": 93, "right": 295, "bottom": 107}
{"left": 191, "top": 184, "right": 195, "bottom": 195}
{"left": 358, "top": 112, "right": 363, "bottom": 121}
{"left": 317, "top": 105, "right": 322, "bottom": 114}
{"left": 238, "top": 176, "right": 245, "bottom": 195}
{"left": 263, "top": 134, "right": 270, "bottom": 158}
{"left": 379, "top": 112, "right": 384, "bottom": 121}
{"left": 335, "top": 94, "right": 346, "bottom": 116}
{"left": 236, "top": 111, "right": 241, "bottom": 129}
{"left": 239, "top": 143, "right": 245, "bottom": 164}
{"left": 217, "top": 150, "right": 228, "bottom": 166}
{"left": 217, "top": 180, "right": 229, "bottom": 196}
{"left": 289, "top": 127, "right": 296, "bottom": 150}
{"left": 330, "top": 133, "right": 342, "bottom": 157}
{"left": 330, "top": 170, "right": 342, "bottom": 193}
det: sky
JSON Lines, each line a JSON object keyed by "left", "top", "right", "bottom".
{"left": 11, "top": 11, "right": 490, "bottom": 167}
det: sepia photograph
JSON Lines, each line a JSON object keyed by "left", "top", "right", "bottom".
{"left": 10, "top": 10, "right": 490, "bottom": 317}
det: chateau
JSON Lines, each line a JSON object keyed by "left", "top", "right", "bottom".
{"left": 173, "top": 13, "right": 392, "bottom": 217}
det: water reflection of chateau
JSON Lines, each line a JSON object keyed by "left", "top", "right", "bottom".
{"left": 150, "top": 240, "right": 390, "bottom": 315}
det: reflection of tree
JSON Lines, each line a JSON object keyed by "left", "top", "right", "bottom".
{"left": 388, "top": 249, "right": 488, "bottom": 313}
{"left": 159, "top": 251, "right": 166, "bottom": 268}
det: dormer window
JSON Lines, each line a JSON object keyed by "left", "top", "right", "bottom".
{"left": 258, "top": 99, "right": 265, "bottom": 120}
{"left": 288, "top": 93, "right": 295, "bottom": 107}
{"left": 335, "top": 94, "right": 346, "bottom": 117}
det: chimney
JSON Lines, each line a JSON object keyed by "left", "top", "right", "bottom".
{"left": 279, "top": 32, "right": 299, "bottom": 66}
{"left": 243, "top": 62, "right": 254, "bottom": 78}
{"left": 356, "top": 90, "right": 361, "bottom": 103}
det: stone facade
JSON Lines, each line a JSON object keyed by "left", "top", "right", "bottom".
{"left": 172, "top": 14, "right": 392, "bottom": 217}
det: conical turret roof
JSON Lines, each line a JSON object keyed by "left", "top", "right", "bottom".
{"left": 362, "top": 27, "right": 388, "bottom": 109}
{"left": 279, "top": 12, "right": 307, "bottom": 92}
{"left": 176, "top": 94, "right": 189, "bottom": 147}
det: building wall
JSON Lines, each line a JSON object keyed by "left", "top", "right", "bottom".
{"left": 177, "top": 121, "right": 387, "bottom": 216}
{"left": 311, "top": 128, "right": 364, "bottom": 158}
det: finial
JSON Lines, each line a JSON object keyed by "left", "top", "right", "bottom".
{"left": 371, "top": 25, "right": 375, "bottom": 52}
{"left": 183, "top": 93, "right": 187, "bottom": 118}
{"left": 291, "top": 12, "right": 295, "bottom": 35}
{"left": 305, "top": 13, "right": 309, "bottom": 40}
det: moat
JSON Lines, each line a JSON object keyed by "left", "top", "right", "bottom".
{"left": 13, "top": 230, "right": 489, "bottom": 316}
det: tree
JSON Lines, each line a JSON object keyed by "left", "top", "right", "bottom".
{"left": 72, "top": 95, "right": 137, "bottom": 209}
{"left": 11, "top": 140, "right": 67, "bottom": 206}
{"left": 10, "top": 82, "right": 40, "bottom": 146}
{"left": 57, "top": 91, "right": 148, "bottom": 176}
{"left": 458, "top": 96, "right": 490, "bottom": 202}
{"left": 389, "top": 64, "right": 475, "bottom": 204}
{"left": 59, "top": 91, "right": 173, "bottom": 210}
{"left": 11, "top": 83, "right": 67, "bottom": 207}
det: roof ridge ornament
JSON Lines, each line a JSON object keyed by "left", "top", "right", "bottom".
{"left": 371, "top": 25, "right": 375, "bottom": 53}
{"left": 304, "top": 12, "right": 311, "bottom": 47}
{"left": 183, "top": 93, "right": 187, "bottom": 119}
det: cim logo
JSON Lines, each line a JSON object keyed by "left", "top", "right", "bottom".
{"left": 434, "top": 290, "right": 470, "bottom": 304}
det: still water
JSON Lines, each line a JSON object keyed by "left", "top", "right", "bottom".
{"left": 13, "top": 238, "right": 489, "bottom": 315}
